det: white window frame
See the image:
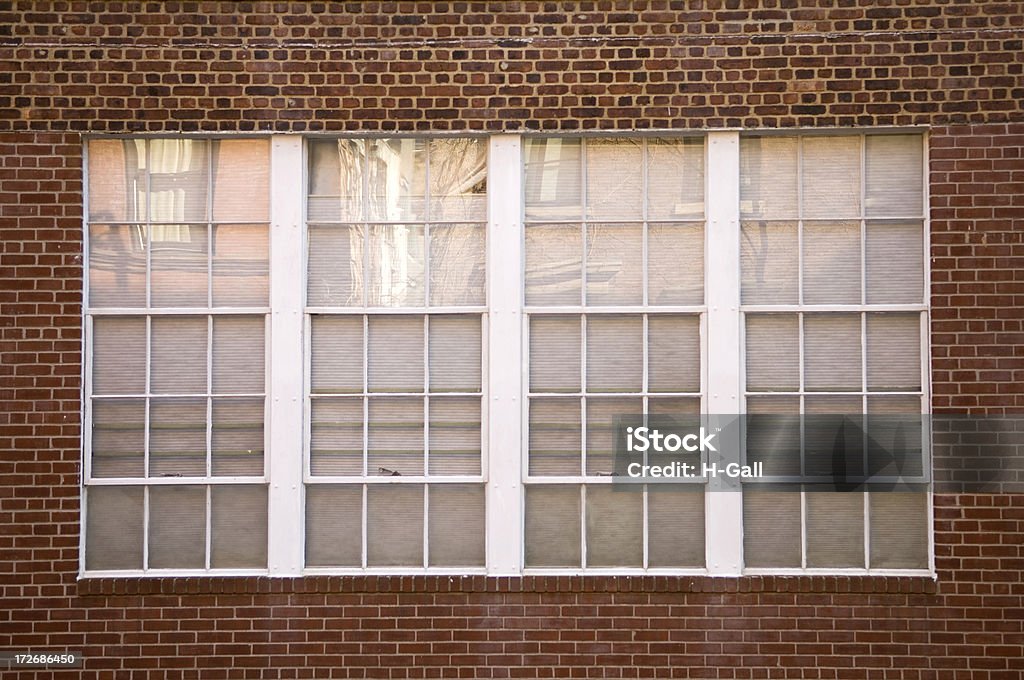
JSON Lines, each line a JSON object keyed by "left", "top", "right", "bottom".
{"left": 80, "top": 130, "right": 933, "bottom": 578}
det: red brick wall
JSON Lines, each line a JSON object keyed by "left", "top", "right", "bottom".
{"left": 1, "top": 2, "right": 1023, "bottom": 677}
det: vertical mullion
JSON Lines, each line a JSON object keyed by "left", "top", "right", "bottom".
{"left": 267, "top": 135, "right": 305, "bottom": 576}
{"left": 207, "top": 141, "right": 214, "bottom": 309}
{"left": 145, "top": 140, "right": 152, "bottom": 309}
{"left": 145, "top": 315, "right": 152, "bottom": 479}
{"left": 361, "top": 483, "right": 368, "bottom": 569}
{"left": 206, "top": 315, "right": 213, "bottom": 479}
{"left": 486, "top": 134, "right": 524, "bottom": 574}
{"left": 205, "top": 483, "right": 212, "bottom": 570}
{"left": 363, "top": 315, "right": 369, "bottom": 477}
{"left": 796, "top": 136, "right": 804, "bottom": 307}
{"left": 142, "top": 485, "right": 150, "bottom": 572}
{"left": 641, "top": 139, "right": 649, "bottom": 307}
{"left": 423, "top": 483, "right": 430, "bottom": 568}
{"left": 423, "top": 315, "right": 430, "bottom": 478}
{"left": 581, "top": 138, "right": 588, "bottom": 308}
{"left": 580, "top": 315, "right": 587, "bottom": 477}
{"left": 580, "top": 484, "right": 587, "bottom": 569}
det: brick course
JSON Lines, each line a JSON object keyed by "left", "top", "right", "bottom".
{"left": 1, "top": 2, "right": 1023, "bottom": 677}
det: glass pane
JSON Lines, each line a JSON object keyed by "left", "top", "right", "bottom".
{"left": 368, "top": 224, "right": 425, "bottom": 307}
{"left": 745, "top": 396, "right": 801, "bottom": 477}
{"left": 586, "top": 315, "right": 642, "bottom": 393}
{"left": 367, "top": 397, "right": 424, "bottom": 476}
{"left": 530, "top": 315, "right": 581, "bottom": 393}
{"left": 741, "top": 221, "right": 798, "bottom": 304}
{"left": 310, "top": 315, "right": 364, "bottom": 395}
{"left": 211, "top": 139, "right": 270, "bottom": 222}
{"left": 88, "top": 224, "right": 146, "bottom": 307}
{"left": 806, "top": 492, "right": 865, "bottom": 568}
{"left": 212, "top": 224, "right": 269, "bottom": 307}
{"left": 429, "top": 224, "right": 485, "bottom": 306}
{"left": 149, "top": 398, "right": 207, "bottom": 477}
{"left": 866, "top": 220, "right": 924, "bottom": 304}
{"left": 150, "top": 224, "right": 209, "bottom": 307}
{"left": 802, "top": 136, "right": 861, "bottom": 219}
{"left": 90, "top": 398, "right": 145, "bottom": 478}
{"left": 743, "top": 488, "right": 801, "bottom": 567}
{"left": 524, "top": 138, "right": 581, "bottom": 221}
{"left": 524, "top": 485, "right": 581, "bottom": 567}
{"left": 310, "top": 397, "right": 363, "bottom": 476}
{"left": 88, "top": 139, "right": 146, "bottom": 222}
{"left": 148, "top": 485, "right": 206, "bottom": 569}
{"left": 367, "top": 138, "right": 426, "bottom": 222}
{"left": 865, "top": 135, "right": 923, "bottom": 218}
{"left": 803, "top": 221, "right": 861, "bottom": 304}
{"left": 368, "top": 316, "right": 423, "bottom": 393}
{"left": 210, "top": 485, "right": 268, "bottom": 568}
{"left": 648, "top": 396, "right": 701, "bottom": 416}
{"left": 212, "top": 316, "right": 264, "bottom": 394}
{"left": 745, "top": 314, "right": 799, "bottom": 392}
{"left": 525, "top": 224, "right": 582, "bottom": 306}
{"left": 586, "top": 138, "right": 642, "bottom": 220}
{"left": 528, "top": 398, "right": 581, "bottom": 476}
{"left": 92, "top": 316, "right": 146, "bottom": 395}
{"left": 428, "top": 397, "right": 482, "bottom": 476}
{"left": 305, "top": 485, "right": 362, "bottom": 567}
{"left": 151, "top": 316, "right": 207, "bottom": 395}
{"left": 648, "top": 223, "right": 704, "bottom": 305}
{"left": 869, "top": 492, "right": 928, "bottom": 568}
{"left": 648, "top": 315, "right": 700, "bottom": 393}
{"left": 307, "top": 224, "right": 364, "bottom": 307}
{"left": 867, "top": 313, "right": 921, "bottom": 392}
{"left": 585, "top": 397, "right": 642, "bottom": 476}
{"left": 366, "top": 485, "right": 423, "bottom": 567}
{"left": 804, "top": 314, "right": 862, "bottom": 392}
{"left": 308, "top": 139, "right": 364, "bottom": 222}
{"left": 585, "top": 485, "right": 642, "bottom": 567}
{"left": 85, "top": 485, "right": 144, "bottom": 570}
{"left": 586, "top": 223, "right": 642, "bottom": 305}
{"left": 211, "top": 398, "right": 264, "bottom": 476}
{"left": 428, "top": 138, "right": 487, "bottom": 221}
{"left": 740, "top": 136, "right": 797, "bottom": 219}
{"left": 428, "top": 484, "right": 485, "bottom": 566}
{"left": 648, "top": 489, "right": 705, "bottom": 567}
{"left": 647, "top": 137, "right": 704, "bottom": 220}
{"left": 149, "top": 139, "right": 209, "bottom": 223}
{"left": 429, "top": 315, "right": 481, "bottom": 393}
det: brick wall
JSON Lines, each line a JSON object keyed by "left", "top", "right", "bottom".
{"left": 1, "top": 2, "right": 1023, "bottom": 677}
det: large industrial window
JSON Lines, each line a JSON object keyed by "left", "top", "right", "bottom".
{"left": 82, "top": 131, "right": 930, "bottom": 576}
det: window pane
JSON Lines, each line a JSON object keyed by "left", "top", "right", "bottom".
{"left": 648, "top": 489, "right": 705, "bottom": 567}
{"left": 585, "top": 485, "right": 642, "bottom": 567}
{"left": 648, "top": 315, "right": 700, "bottom": 393}
{"left": 741, "top": 221, "right": 798, "bottom": 305}
{"left": 745, "top": 396, "right": 801, "bottom": 477}
{"left": 586, "top": 138, "right": 642, "bottom": 220}
{"left": 88, "top": 139, "right": 146, "bottom": 222}
{"left": 524, "top": 138, "right": 581, "bottom": 221}
{"left": 367, "top": 397, "right": 424, "bottom": 476}
{"left": 743, "top": 488, "right": 801, "bottom": 568}
{"left": 525, "top": 224, "right": 582, "bottom": 305}
{"left": 85, "top": 486, "right": 144, "bottom": 571}
{"left": 428, "top": 138, "right": 487, "bottom": 222}
{"left": 428, "top": 397, "right": 482, "bottom": 476}
{"left": 648, "top": 223, "right": 703, "bottom": 305}
{"left": 310, "top": 398, "right": 363, "bottom": 476}
{"left": 211, "top": 398, "right": 264, "bottom": 476}
{"left": 307, "top": 224, "right": 364, "bottom": 307}
{"left": 740, "top": 136, "right": 797, "bottom": 219}
{"left": 866, "top": 220, "right": 924, "bottom": 304}
{"left": 91, "top": 398, "right": 145, "bottom": 478}
{"left": 367, "top": 316, "right": 423, "bottom": 393}
{"left": 530, "top": 315, "right": 581, "bottom": 393}
{"left": 149, "top": 398, "right": 207, "bottom": 477}
{"left": 585, "top": 397, "right": 642, "bottom": 476}
{"left": 806, "top": 492, "right": 865, "bottom": 568}
{"left": 429, "top": 315, "right": 481, "bottom": 393}
{"left": 210, "top": 485, "right": 268, "bottom": 569}
{"left": 92, "top": 317, "right": 146, "bottom": 395}
{"left": 308, "top": 139, "right": 363, "bottom": 222}
{"left": 148, "top": 485, "right": 206, "bottom": 569}
{"left": 212, "top": 316, "right": 264, "bottom": 394}
{"left": 528, "top": 398, "right": 581, "bottom": 476}
{"left": 212, "top": 139, "right": 270, "bottom": 222}
{"left": 867, "top": 313, "right": 921, "bottom": 392}
{"left": 151, "top": 316, "right": 207, "bottom": 395}
{"left": 865, "top": 135, "right": 923, "bottom": 218}
{"left": 310, "top": 315, "right": 364, "bottom": 394}
{"left": 366, "top": 485, "right": 423, "bottom": 567}
{"left": 745, "top": 314, "right": 799, "bottom": 392}
{"left": 305, "top": 485, "right": 363, "bottom": 567}
{"left": 368, "top": 224, "right": 425, "bottom": 307}
{"left": 586, "top": 223, "right": 642, "bottom": 305}
{"left": 647, "top": 138, "right": 704, "bottom": 220}
{"left": 525, "top": 485, "right": 581, "bottom": 567}
{"left": 88, "top": 224, "right": 146, "bottom": 307}
{"left": 429, "top": 224, "right": 485, "bottom": 306}
{"left": 212, "top": 224, "right": 269, "bottom": 307}
{"left": 804, "top": 314, "right": 862, "bottom": 392}
{"left": 428, "top": 484, "right": 485, "bottom": 566}
{"left": 869, "top": 492, "right": 928, "bottom": 568}
{"left": 803, "top": 221, "right": 861, "bottom": 304}
{"left": 149, "top": 139, "right": 209, "bottom": 223}
{"left": 802, "top": 136, "right": 861, "bottom": 219}
{"left": 367, "top": 139, "right": 426, "bottom": 222}
{"left": 150, "top": 224, "right": 209, "bottom": 307}
{"left": 586, "top": 315, "right": 642, "bottom": 393}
